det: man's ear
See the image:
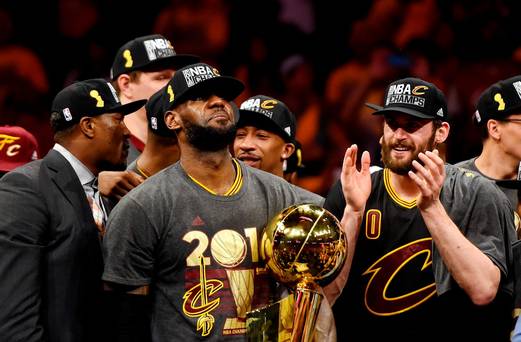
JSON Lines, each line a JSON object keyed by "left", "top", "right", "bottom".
{"left": 281, "top": 142, "right": 296, "bottom": 160}
{"left": 486, "top": 119, "right": 501, "bottom": 140}
{"left": 79, "top": 117, "right": 95, "bottom": 138}
{"left": 117, "top": 74, "right": 133, "bottom": 100}
{"left": 435, "top": 122, "right": 450, "bottom": 144}
{"left": 165, "top": 110, "right": 182, "bottom": 131}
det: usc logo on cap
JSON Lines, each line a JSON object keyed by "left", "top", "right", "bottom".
{"left": 0, "top": 134, "right": 21, "bottom": 157}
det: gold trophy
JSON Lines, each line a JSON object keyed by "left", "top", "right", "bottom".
{"left": 246, "top": 204, "right": 347, "bottom": 342}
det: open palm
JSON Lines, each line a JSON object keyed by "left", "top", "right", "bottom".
{"left": 340, "top": 144, "right": 372, "bottom": 213}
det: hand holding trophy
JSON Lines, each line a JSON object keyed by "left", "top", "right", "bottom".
{"left": 247, "top": 203, "right": 347, "bottom": 342}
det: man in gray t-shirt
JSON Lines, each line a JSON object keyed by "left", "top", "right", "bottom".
{"left": 102, "top": 62, "right": 322, "bottom": 341}
{"left": 455, "top": 75, "right": 521, "bottom": 224}
{"left": 456, "top": 75, "right": 521, "bottom": 334}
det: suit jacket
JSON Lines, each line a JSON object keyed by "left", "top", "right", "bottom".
{"left": 0, "top": 150, "right": 108, "bottom": 342}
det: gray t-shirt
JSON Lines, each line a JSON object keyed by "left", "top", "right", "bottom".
{"left": 103, "top": 161, "right": 323, "bottom": 341}
{"left": 456, "top": 157, "right": 519, "bottom": 214}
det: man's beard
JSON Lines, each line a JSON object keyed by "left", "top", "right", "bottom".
{"left": 381, "top": 132, "right": 436, "bottom": 175}
{"left": 184, "top": 119, "right": 237, "bottom": 152}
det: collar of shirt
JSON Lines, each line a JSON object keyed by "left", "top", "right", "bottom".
{"left": 53, "top": 143, "right": 96, "bottom": 196}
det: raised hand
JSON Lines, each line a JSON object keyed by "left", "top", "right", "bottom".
{"left": 340, "top": 144, "right": 372, "bottom": 213}
{"left": 408, "top": 149, "right": 445, "bottom": 210}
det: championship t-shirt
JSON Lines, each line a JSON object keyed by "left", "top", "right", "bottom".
{"left": 103, "top": 161, "right": 323, "bottom": 341}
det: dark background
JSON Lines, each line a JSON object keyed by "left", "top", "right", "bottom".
{"left": 1, "top": 0, "right": 521, "bottom": 195}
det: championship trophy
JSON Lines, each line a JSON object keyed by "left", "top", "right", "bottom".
{"left": 246, "top": 204, "right": 347, "bottom": 342}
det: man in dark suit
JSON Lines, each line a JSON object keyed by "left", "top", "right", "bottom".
{"left": 0, "top": 78, "right": 146, "bottom": 341}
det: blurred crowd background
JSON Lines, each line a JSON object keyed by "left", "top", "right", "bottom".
{"left": 1, "top": 0, "right": 521, "bottom": 195}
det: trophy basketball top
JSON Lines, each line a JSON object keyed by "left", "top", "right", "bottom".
{"left": 261, "top": 203, "right": 347, "bottom": 288}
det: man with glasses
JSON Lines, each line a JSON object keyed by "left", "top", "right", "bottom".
{"left": 456, "top": 76, "right": 521, "bottom": 337}
{"left": 456, "top": 75, "right": 520, "bottom": 221}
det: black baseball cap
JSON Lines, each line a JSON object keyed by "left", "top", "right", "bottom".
{"left": 366, "top": 77, "right": 448, "bottom": 120}
{"left": 474, "top": 75, "right": 521, "bottom": 125}
{"left": 110, "top": 34, "right": 199, "bottom": 80}
{"left": 284, "top": 140, "right": 304, "bottom": 174}
{"left": 145, "top": 87, "right": 174, "bottom": 137}
{"left": 51, "top": 78, "right": 147, "bottom": 128}
{"left": 162, "top": 63, "right": 244, "bottom": 111}
{"left": 238, "top": 95, "right": 296, "bottom": 143}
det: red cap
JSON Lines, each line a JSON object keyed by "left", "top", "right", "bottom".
{"left": 0, "top": 126, "right": 39, "bottom": 172}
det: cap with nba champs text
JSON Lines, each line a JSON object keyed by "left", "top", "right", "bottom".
{"left": 110, "top": 34, "right": 199, "bottom": 80}
{"left": 162, "top": 63, "right": 244, "bottom": 111}
{"left": 366, "top": 77, "right": 448, "bottom": 120}
{"left": 238, "top": 95, "right": 296, "bottom": 143}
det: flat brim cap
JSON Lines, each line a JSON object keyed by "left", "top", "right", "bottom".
{"left": 365, "top": 77, "right": 448, "bottom": 120}
{"left": 110, "top": 34, "right": 200, "bottom": 80}
{"left": 52, "top": 78, "right": 147, "bottom": 127}
{"left": 366, "top": 103, "right": 436, "bottom": 119}
{"left": 238, "top": 95, "right": 296, "bottom": 142}
{"left": 164, "top": 63, "right": 244, "bottom": 110}
{"left": 121, "top": 54, "right": 201, "bottom": 78}
{"left": 109, "top": 99, "right": 147, "bottom": 115}
{"left": 475, "top": 75, "right": 521, "bottom": 125}
{"left": 238, "top": 109, "right": 294, "bottom": 142}
{"left": 178, "top": 76, "right": 244, "bottom": 103}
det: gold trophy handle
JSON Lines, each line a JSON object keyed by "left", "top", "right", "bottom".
{"left": 291, "top": 282, "right": 323, "bottom": 342}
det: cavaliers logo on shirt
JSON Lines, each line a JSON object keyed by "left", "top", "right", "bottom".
{"left": 363, "top": 238, "right": 436, "bottom": 316}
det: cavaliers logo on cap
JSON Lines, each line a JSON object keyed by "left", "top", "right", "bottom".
{"left": 123, "top": 49, "right": 133, "bottom": 68}
{"left": 261, "top": 99, "right": 278, "bottom": 109}
{"left": 412, "top": 85, "right": 428, "bottom": 95}
{"left": 89, "top": 90, "right": 104, "bottom": 108}
{"left": 240, "top": 97, "right": 275, "bottom": 118}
